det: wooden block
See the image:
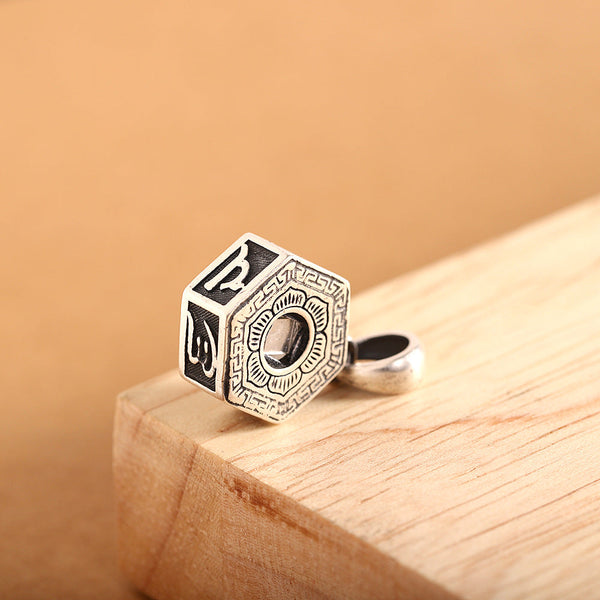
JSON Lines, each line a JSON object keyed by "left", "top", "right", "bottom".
{"left": 114, "top": 198, "right": 600, "bottom": 600}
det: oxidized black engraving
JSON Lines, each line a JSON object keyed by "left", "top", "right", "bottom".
{"left": 179, "top": 233, "right": 351, "bottom": 422}
{"left": 243, "top": 288, "right": 330, "bottom": 397}
{"left": 193, "top": 240, "right": 278, "bottom": 305}
{"left": 226, "top": 258, "right": 350, "bottom": 421}
{"left": 184, "top": 301, "right": 220, "bottom": 392}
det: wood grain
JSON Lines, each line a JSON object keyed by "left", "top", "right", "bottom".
{"left": 114, "top": 198, "right": 600, "bottom": 600}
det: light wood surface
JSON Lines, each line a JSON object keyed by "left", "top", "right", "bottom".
{"left": 115, "top": 198, "right": 600, "bottom": 599}
{"left": 3, "top": 1, "right": 600, "bottom": 597}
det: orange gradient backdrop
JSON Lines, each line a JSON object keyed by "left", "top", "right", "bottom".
{"left": 1, "top": 1, "right": 600, "bottom": 597}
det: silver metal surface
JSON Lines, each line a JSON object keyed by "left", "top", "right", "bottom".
{"left": 337, "top": 332, "right": 424, "bottom": 394}
{"left": 179, "top": 233, "right": 350, "bottom": 422}
{"left": 179, "top": 233, "right": 424, "bottom": 422}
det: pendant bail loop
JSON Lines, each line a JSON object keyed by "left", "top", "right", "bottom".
{"left": 337, "top": 332, "right": 424, "bottom": 394}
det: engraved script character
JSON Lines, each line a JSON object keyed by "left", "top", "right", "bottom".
{"left": 186, "top": 311, "right": 217, "bottom": 378}
{"left": 204, "top": 243, "right": 250, "bottom": 292}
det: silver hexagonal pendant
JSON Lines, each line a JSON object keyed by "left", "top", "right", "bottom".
{"left": 179, "top": 233, "right": 350, "bottom": 422}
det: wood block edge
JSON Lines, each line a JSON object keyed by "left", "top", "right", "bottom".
{"left": 113, "top": 390, "right": 458, "bottom": 600}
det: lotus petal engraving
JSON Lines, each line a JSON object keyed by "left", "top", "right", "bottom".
{"left": 248, "top": 309, "right": 273, "bottom": 351}
{"left": 247, "top": 351, "right": 270, "bottom": 387}
{"left": 301, "top": 332, "right": 327, "bottom": 373}
{"left": 305, "top": 297, "right": 328, "bottom": 332}
{"left": 267, "top": 369, "right": 302, "bottom": 395}
{"left": 272, "top": 288, "right": 307, "bottom": 314}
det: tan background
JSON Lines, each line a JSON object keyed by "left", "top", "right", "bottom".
{"left": 1, "top": 1, "right": 599, "bottom": 597}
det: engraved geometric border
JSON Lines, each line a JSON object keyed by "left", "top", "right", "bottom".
{"left": 226, "top": 258, "right": 349, "bottom": 422}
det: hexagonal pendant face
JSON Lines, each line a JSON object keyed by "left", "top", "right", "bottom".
{"left": 179, "top": 233, "right": 350, "bottom": 422}
{"left": 227, "top": 256, "right": 350, "bottom": 421}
